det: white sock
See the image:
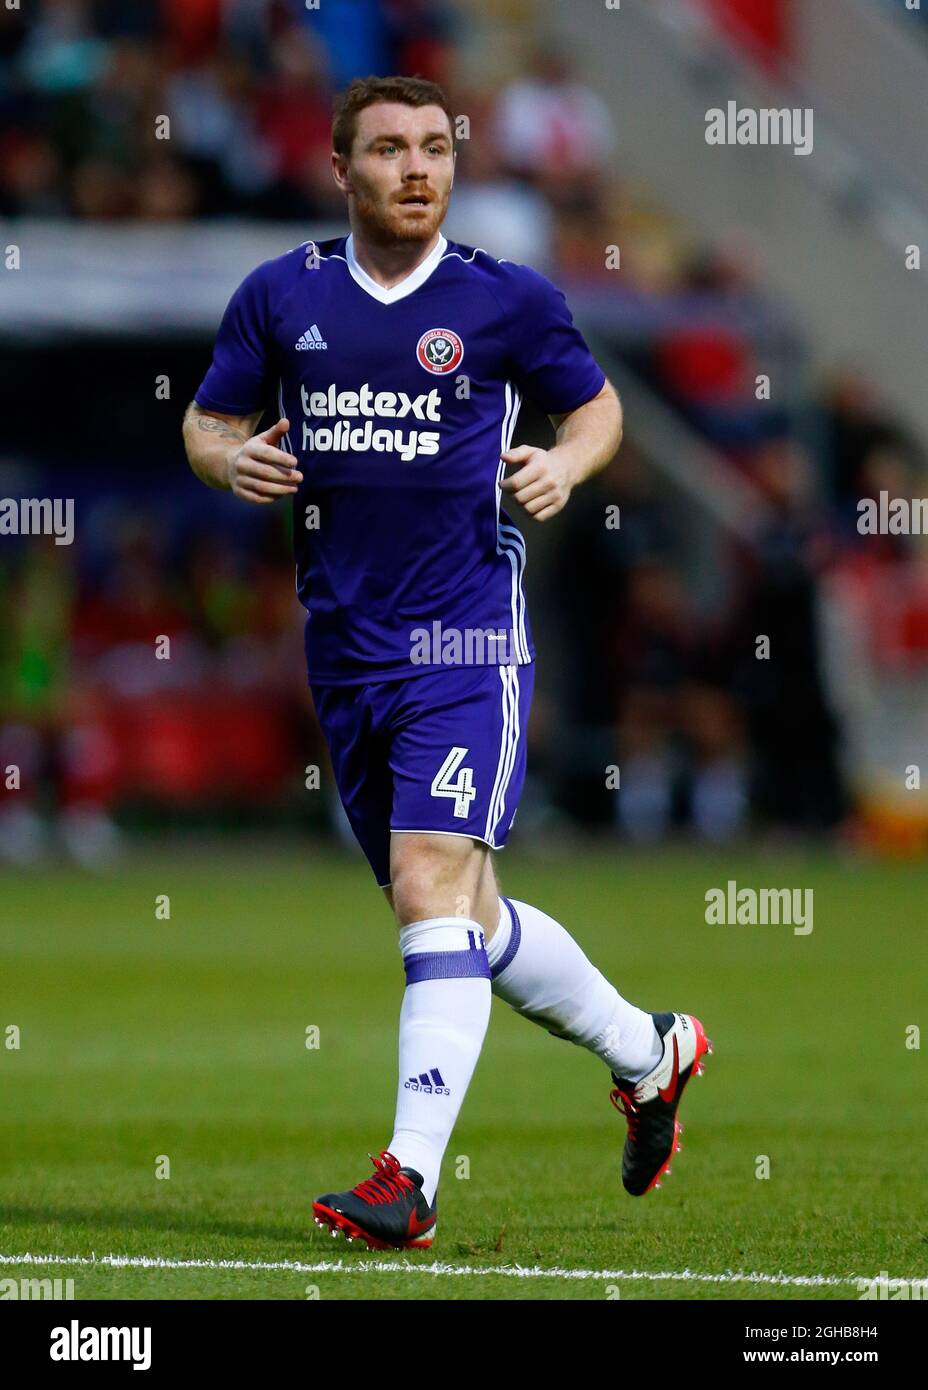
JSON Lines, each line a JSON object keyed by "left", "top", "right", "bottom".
{"left": 486, "top": 897, "right": 663, "bottom": 1082}
{"left": 387, "top": 918, "right": 491, "bottom": 1206}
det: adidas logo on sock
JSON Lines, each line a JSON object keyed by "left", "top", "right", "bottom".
{"left": 295, "top": 323, "right": 327, "bottom": 350}
{"left": 404, "top": 1067, "right": 450, "bottom": 1095}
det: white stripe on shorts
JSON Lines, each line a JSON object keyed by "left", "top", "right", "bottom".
{"left": 484, "top": 664, "right": 520, "bottom": 845}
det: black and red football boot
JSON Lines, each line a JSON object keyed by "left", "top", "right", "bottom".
{"left": 609, "top": 1011, "right": 713, "bottom": 1196}
{"left": 312, "top": 1149, "right": 437, "bottom": 1250}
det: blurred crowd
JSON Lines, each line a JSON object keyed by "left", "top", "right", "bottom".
{"left": 0, "top": 504, "right": 323, "bottom": 866}
{"left": 2, "top": 0, "right": 927, "bottom": 865}
{"left": 0, "top": 0, "right": 457, "bottom": 220}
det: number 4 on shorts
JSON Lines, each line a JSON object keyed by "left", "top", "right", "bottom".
{"left": 431, "top": 747, "right": 477, "bottom": 820}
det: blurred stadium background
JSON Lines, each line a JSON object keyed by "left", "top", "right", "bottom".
{"left": 3, "top": 0, "right": 928, "bottom": 870}
{"left": 2, "top": 0, "right": 928, "bottom": 867}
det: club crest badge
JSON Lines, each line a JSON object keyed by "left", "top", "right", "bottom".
{"left": 416, "top": 328, "right": 464, "bottom": 374}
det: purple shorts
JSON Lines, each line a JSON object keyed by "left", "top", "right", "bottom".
{"left": 311, "top": 663, "right": 535, "bottom": 886}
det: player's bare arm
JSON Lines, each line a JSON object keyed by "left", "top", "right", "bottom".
{"left": 182, "top": 401, "right": 303, "bottom": 503}
{"left": 499, "top": 377, "right": 623, "bottom": 522}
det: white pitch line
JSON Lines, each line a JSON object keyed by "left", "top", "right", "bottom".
{"left": 2, "top": 1253, "right": 925, "bottom": 1290}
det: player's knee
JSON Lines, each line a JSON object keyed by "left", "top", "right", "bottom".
{"left": 390, "top": 857, "right": 449, "bottom": 924}
{"left": 391, "top": 876, "right": 435, "bottom": 926}
{"left": 390, "top": 834, "right": 480, "bottom": 925}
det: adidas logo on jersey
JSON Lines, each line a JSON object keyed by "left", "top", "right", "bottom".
{"left": 404, "top": 1067, "right": 450, "bottom": 1095}
{"left": 295, "top": 324, "right": 327, "bottom": 350}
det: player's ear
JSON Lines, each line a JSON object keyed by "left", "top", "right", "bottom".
{"left": 331, "top": 150, "right": 350, "bottom": 194}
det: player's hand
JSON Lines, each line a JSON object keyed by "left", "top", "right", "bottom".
{"left": 226, "top": 418, "right": 303, "bottom": 504}
{"left": 499, "top": 444, "right": 576, "bottom": 522}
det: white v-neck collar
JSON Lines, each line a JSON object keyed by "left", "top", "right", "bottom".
{"left": 343, "top": 232, "right": 447, "bottom": 305}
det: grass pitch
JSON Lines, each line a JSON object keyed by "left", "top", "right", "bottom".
{"left": 2, "top": 842, "right": 926, "bottom": 1300}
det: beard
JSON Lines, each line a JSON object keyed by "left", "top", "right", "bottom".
{"left": 352, "top": 185, "right": 449, "bottom": 245}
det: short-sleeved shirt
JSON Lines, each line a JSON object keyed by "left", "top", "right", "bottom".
{"left": 195, "top": 232, "right": 606, "bottom": 684}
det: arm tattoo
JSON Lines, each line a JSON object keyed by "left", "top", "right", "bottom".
{"left": 185, "top": 402, "right": 247, "bottom": 444}
{"left": 195, "top": 415, "right": 246, "bottom": 444}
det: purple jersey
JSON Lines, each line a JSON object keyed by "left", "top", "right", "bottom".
{"left": 195, "top": 232, "right": 606, "bottom": 684}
